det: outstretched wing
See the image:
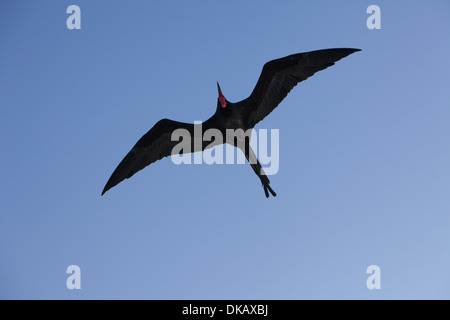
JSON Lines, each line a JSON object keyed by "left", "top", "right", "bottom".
{"left": 237, "top": 48, "right": 360, "bottom": 128}
{"left": 102, "top": 119, "right": 202, "bottom": 195}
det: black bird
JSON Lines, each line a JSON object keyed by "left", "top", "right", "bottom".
{"left": 102, "top": 48, "right": 360, "bottom": 198}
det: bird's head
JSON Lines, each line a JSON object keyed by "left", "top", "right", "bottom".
{"left": 217, "top": 82, "right": 227, "bottom": 108}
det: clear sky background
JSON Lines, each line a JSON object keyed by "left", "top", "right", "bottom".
{"left": 1, "top": 0, "right": 450, "bottom": 299}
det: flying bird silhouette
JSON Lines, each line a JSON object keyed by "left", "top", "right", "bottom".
{"left": 102, "top": 48, "right": 360, "bottom": 198}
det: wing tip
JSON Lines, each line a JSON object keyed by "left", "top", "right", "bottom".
{"left": 345, "top": 48, "right": 362, "bottom": 55}
{"left": 101, "top": 186, "right": 108, "bottom": 196}
{"left": 334, "top": 48, "right": 361, "bottom": 51}
{"left": 333, "top": 48, "right": 362, "bottom": 55}
{"left": 101, "top": 180, "right": 115, "bottom": 196}
{"left": 327, "top": 48, "right": 362, "bottom": 61}
{"left": 319, "top": 48, "right": 362, "bottom": 55}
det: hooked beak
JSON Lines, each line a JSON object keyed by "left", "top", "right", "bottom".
{"left": 217, "top": 81, "right": 223, "bottom": 96}
{"left": 217, "top": 81, "right": 227, "bottom": 108}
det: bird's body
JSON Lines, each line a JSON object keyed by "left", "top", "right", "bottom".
{"left": 102, "top": 48, "right": 360, "bottom": 198}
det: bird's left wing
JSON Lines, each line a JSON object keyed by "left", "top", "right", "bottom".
{"left": 102, "top": 118, "right": 199, "bottom": 195}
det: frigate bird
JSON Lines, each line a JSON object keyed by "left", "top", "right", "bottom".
{"left": 102, "top": 48, "right": 360, "bottom": 198}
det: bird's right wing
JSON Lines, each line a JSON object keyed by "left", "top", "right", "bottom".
{"left": 102, "top": 119, "right": 199, "bottom": 195}
{"left": 237, "top": 48, "right": 361, "bottom": 128}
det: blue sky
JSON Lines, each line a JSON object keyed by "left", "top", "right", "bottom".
{"left": 1, "top": 0, "right": 450, "bottom": 299}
